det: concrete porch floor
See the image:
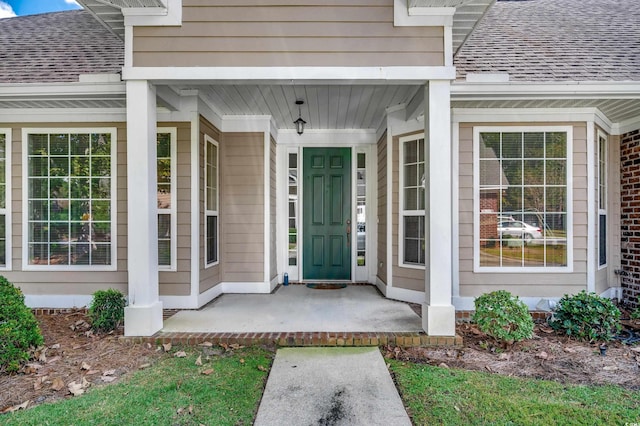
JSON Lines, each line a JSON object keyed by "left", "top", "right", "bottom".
{"left": 134, "top": 285, "right": 462, "bottom": 347}
{"left": 162, "top": 285, "right": 423, "bottom": 333}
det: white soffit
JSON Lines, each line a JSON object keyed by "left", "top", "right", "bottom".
{"left": 403, "top": 0, "right": 495, "bottom": 52}
{"left": 77, "top": 0, "right": 167, "bottom": 39}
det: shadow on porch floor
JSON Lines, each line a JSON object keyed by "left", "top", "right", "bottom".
{"left": 129, "top": 285, "right": 462, "bottom": 348}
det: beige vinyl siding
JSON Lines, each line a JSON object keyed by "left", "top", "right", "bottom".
{"left": 132, "top": 0, "right": 444, "bottom": 68}
{"left": 458, "top": 123, "right": 588, "bottom": 298}
{"left": 221, "top": 132, "right": 264, "bottom": 283}
{"left": 159, "top": 122, "right": 192, "bottom": 296}
{"left": 377, "top": 131, "right": 387, "bottom": 284}
{"left": 270, "top": 137, "right": 277, "bottom": 281}
{"left": 199, "top": 116, "right": 221, "bottom": 293}
{"left": 392, "top": 132, "right": 424, "bottom": 292}
{"left": 6, "top": 123, "right": 128, "bottom": 296}
{"left": 595, "top": 130, "right": 620, "bottom": 295}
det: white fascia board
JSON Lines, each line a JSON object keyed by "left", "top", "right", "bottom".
{"left": 0, "top": 82, "right": 125, "bottom": 98}
{"left": 122, "top": 66, "right": 456, "bottom": 84}
{"left": 123, "top": 0, "right": 181, "bottom": 26}
{"left": 277, "top": 129, "right": 377, "bottom": 146}
{"left": 452, "top": 107, "right": 606, "bottom": 125}
{"left": 615, "top": 116, "right": 640, "bottom": 135}
{"left": 0, "top": 108, "right": 127, "bottom": 123}
{"left": 221, "top": 115, "right": 272, "bottom": 133}
{"left": 452, "top": 82, "right": 640, "bottom": 100}
{"left": 394, "top": 0, "right": 455, "bottom": 26}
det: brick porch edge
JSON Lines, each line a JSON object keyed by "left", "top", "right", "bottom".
{"left": 121, "top": 331, "right": 463, "bottom": 348}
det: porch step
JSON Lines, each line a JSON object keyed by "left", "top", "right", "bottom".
{"left": 122, "top": 331, "right": 463, "bottom": 348}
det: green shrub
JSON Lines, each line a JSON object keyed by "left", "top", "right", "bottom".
{"left": 88, "top": 289, "right": 127, "bottom": 332}
{"left": 473, "top": 290, "right": 534, "bottom": 345}
{"left": 550, "top": 291, "right": 621, "bottom": 342}
{"left": 0, "top": 276, "right": 44, "bottom": 372}
{"left": 631, "top": 308, "right": 640, "bottom": 320}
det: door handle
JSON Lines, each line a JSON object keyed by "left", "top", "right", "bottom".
{"left": 346, "top": 219, "right": 351, "bottom": 247}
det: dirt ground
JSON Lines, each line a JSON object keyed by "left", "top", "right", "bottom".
{"left": 1, "top": 311, "right": 639, "bottom": 414}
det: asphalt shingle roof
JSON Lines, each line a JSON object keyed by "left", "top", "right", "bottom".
{"left": 455, "top": 0, "right": 640, "bottom": 82}
{"left": 0, "top": 10, "right": 123, "bottom": 84}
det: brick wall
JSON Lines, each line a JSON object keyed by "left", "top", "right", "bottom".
{"left": 620, "top": 129, "right": 640, "bottom": 308}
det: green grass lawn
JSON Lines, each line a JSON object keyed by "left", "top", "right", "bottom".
{"left": 5, "top": 347, "right": 640, "bottom": 425}
{"left": 389, "top": 360, "right": 640, "bottom": 426}
{"left": 4, "top": 347, "right": 272, "bottom": 426}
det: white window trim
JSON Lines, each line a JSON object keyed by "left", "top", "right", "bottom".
{"left": 0, "top": 129, "right": 11, "bottom": 271}
{"left": 157, "top": 127, "right": 177, "bottom": 271}
{"left": 398, "top": 133, "right": 426, "bottom": 270}
{"left": 21, "top": 128, "right": 117, "bottom": 271}
{"left": 597, "top": 129, "right": 608, "bottom": 270}
{"left": 204, "top": 135, "right": 219, "bottom": 268}
{"left": 473, "top": 126, "right": 574, "bottom": 273}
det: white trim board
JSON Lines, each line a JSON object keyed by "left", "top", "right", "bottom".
{"left": 122, "top": 66, "right": 457, "bottom": 84}
{"left": 0, "top": 128, "right": 11, "bottom": 271}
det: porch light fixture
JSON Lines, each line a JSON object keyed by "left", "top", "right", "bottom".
{"left": 294, "top": 99, "right": 306, "bottom": 135}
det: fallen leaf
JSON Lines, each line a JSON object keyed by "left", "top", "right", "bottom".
{"left": 257, "top": 365, "right": 268, "bottom": 372}
{"left": 188, "top": 405, "right": 194, "bottom": 414}
{"left": 603, "top": 366, "right": 618, "bottom": 371}
{"left": 103, "top": 369, "right": 116, "bottom": 376}
{"left": 6, "top": 401, "right": 29, "bottom": 413}
{"left": 24, "top": 363, "right": 42, "bottom": 375}
{"left": 200, "top": 341, "right": 213, "bottom": 347}
{"left": 33, "top": 377, "right": 44, "bottom": 391}
{"left": 47, "top": 356, "right": 62, "bottom": 364}
{"left": 82, "top": 377, "right": 90, "bottom": 388}
{"left": 139, "top": 363, "right": 151, "bottom": 369}
{"left": 38, "top": 348, "right": 48, "bottom": 363}
{"left": 86, "top": 370, "right": 100, "bottom": 375}
{"left": 163, "top": 343, "right": 172, "bottom": 352}
{"left": 563, "top": 347, "right": 577, "bottom": 353}
{"left": 81, "top": 362, "right": 92, "bottom": 371}
{"left": 538, "top": 325, "right": 555, "bottom": 334}
{"left": 454, "top": 405, "right": 460, "bottom": 412}
{"left": 177, "top": 407, "right": 184, "bottom": 415}
{"left": 201, "top": 369, "right": 214, "bottom": 375}
{"left": 536, "top": 351, "right": 549, "bottom": 360}
{"left": 146, "top": 342, "right": 152, "bottom": 349}
{"left": 50, "top": 343, "right": 61, "bottom": 350}
{"left": 229, "top": 343, "right": 245, "bottom": 350}
{"left": 630, "top": 347, "right": 640, "bottom": 353}
{"left": 101, "top": 376, "right": 117, "bottom": 383}
{"left": 498, "top": 353, "right": 511, "bottom": 361}
{"left": 195, "top": 355, "right": 202, "bottom": 366}
{"left": 68, "top": 381, "right": 85, "bottom": 396}
{"left": 175, "top": 351, "right": 187, "bottom": 358}
{"left": 485, "top": 365, "right": 493, "bottom": 372}
{"left": 239, "top": 358, "right": 245, "bottom": 364}
{"left": 438, "top": 363, "right": 450, "bottom": 369}
{"left": 51, "top": 377, "right": 65, "bottom": 391}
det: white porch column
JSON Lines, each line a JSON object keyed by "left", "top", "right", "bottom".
{"left": 124, "top": 80, "right": 162, "bottom": 336}
{"left": 422, "top": 80, "right": 456, "bottom": 336}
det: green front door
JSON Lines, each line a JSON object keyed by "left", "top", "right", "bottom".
{"left": 303, "top": 148, "right": 352, "bottom": 280}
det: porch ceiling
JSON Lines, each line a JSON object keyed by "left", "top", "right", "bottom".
{"left": 189, "top": 84, "right": 422, "bottom": 131}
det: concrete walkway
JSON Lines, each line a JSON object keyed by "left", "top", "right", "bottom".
{"left": 254, "top": 347, "right": 412, "bottom": 426}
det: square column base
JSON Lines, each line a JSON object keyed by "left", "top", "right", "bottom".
{"left": 422, "top": 303, "right": 456, "bottom": 336}
{"left": 125, "top": 301, "right": 163, "bottom": 337}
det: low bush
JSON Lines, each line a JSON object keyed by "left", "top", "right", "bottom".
{"left": 0, "top": 276, "right": 44, "bottom": 372}
{"left": 550, "top": 291, "right": 621, "bottom": 342}
{"left": 88, "top": 289, "right": 127, "bottom": 332}
{"left": 473, "top": 290, "right": 534, "bottom": 345}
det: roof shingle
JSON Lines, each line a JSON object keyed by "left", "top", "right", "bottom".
{"left": 0, "top": 11, "right": 123, "bottom": 84}
{"left": 455, "top": 0, "right": 640, "bottom": 82}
